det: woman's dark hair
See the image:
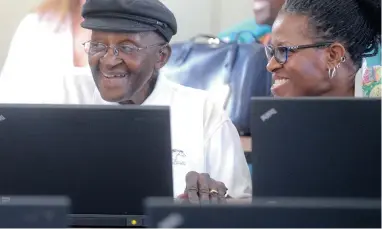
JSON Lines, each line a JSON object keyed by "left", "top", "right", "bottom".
{"left": 282, "top": 0, "right": 381, "bottom": 68}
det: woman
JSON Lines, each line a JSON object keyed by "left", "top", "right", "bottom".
{"left": 0, "top": 0, "right": 92, "bottom": 103}
{"left": 265, "top": 0, "right": 380, "bottom": 97}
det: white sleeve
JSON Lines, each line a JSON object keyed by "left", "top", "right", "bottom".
{"left": 204, "top": 111, "right": 252, "bottom": 199}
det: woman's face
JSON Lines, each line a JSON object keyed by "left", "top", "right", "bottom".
{"left": 266, "top": 13, "right": 333, "bottom": 97}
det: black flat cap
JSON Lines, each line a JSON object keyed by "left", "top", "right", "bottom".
{"left": 81, "top": 0, "right": 177, "bottom": 42}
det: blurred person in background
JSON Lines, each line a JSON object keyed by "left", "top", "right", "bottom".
{"left": 0, "top": 0, "right": 92, "bottom": 103}
{"left": 218, "top": 0, "right": 285, "bottom": 44}
{"left": 265, "top": 0, "right": 380, "bottom": 97}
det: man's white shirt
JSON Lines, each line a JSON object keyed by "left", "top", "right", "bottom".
{"left": 0, "top": 70, "right": 252, "bottom": 198}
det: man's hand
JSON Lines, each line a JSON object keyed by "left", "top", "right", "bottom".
{"left": 178, "top": 171, "right": 228, "bottom": 204}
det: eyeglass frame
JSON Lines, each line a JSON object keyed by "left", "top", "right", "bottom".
{"left": 265, "top": 42, "right": 333, "bottom": 65}
{"left": 82, "top": 41, "right": 169, "bottom": 57}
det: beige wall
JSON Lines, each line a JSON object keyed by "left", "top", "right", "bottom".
{"left": 0, "top": 0, "right": 253, "bottom": 70}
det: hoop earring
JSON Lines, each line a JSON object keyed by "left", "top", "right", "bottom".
{"left": 328, "top": 67, "right": 337, "bottom": 79}
{"left": 328, "top": 56, "right": 346, "bottom": 79}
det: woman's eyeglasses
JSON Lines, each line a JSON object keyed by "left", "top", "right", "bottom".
{"left": 265, "top": 42, "right": 332, "bottom": 65}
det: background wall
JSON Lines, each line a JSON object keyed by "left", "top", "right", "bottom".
{"left": 0, "top": 0, "right": 253, "bottom": 71}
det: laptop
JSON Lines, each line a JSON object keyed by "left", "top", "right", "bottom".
{"left": 0, "top": 196, "right": 70, "bottom": 228}
{"left": 145, "top": 197, "right": 381, "bottom": 228}
{"left": 250, "top": 97, "right": 381, "bottom": 198}
{"left": 0, "top": 104, "right": 173, "bottom": 227}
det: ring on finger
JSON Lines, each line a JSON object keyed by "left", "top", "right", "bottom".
{"left": 210, "top": 189, "right": 218, "bottom": 195}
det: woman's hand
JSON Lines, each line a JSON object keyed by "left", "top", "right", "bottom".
{"left": 178, "top": 171, "right": 228, "bottom": 204}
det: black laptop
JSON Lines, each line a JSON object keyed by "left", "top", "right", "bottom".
{"left": 0, "top": 104, "right": 173, "bottom": 227}
{"left": 250, "top": 97, "right": 381, "bottom": 198}
{"left": 145, "top": 197, "right": 381, "bottom": 228}
{"left": 144, "top": 98, "right": 381, "bottom": 228}
{"left": 0, "top": 196, "right": 70, "bottom": 228}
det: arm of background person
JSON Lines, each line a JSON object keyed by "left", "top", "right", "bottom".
{"left": 0, "top": 14, "right": 42, "bottom": 81}
{"left": 0, "top": 14, "right": 46, "bottom": 102}
{"left": 218, "top": 19, "right": 271, "bottom": 44}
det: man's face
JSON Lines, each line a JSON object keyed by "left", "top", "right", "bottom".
{"left": 253, "top": 0, "right": 285, "bottom": 26}
{"left": 86, "top": 31, "right": 169, "bottom": 104}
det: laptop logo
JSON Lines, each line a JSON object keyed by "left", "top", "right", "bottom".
{"left": 0, "top": 115, "right": 5, "bottom": 122}
{"left": 157, "top": 213, "right": 184, "bottom": 228}
{"left": 260, "top": 108, "right": 277, "bottom": 122}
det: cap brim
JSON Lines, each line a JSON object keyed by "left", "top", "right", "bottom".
{"left": 81, "top": 17, "right": 156, "bottom": 33}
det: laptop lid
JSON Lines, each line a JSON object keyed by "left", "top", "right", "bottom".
{"left": 145, "top": 197, "right": 381, "bottom": 228}
{"left": 250, "top": 97, "right": 381, "bottom": 198}
{"left": 0, "top": 196, "right": 70, "bottom": 228}
{"left": 0, "top": 104, "right": 173, "bottom": 227}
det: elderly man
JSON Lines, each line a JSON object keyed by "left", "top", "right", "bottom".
{"left": 70, "top": 0, "right": 252, "bottom": 203}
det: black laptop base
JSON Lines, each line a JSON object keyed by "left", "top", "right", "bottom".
{"left": 145, "top": 197, "right": 381, "bottom": 228}
{"left": 69, "top": 214, "right": 146, "bottom": 227}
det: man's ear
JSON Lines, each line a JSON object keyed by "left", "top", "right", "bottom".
{"left": 326, "top": 42, "right": 346, "bottom": 69}
{"left": 155, "top": 45, "right": 171, "bottom": 70}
